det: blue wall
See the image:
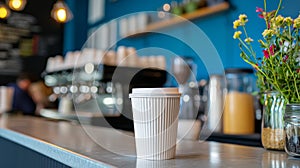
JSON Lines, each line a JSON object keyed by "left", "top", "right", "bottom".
{"left": 64, "top": 0, "right": 88, "bottom": 53}
{"left": 64, "top": 0, "right": 300, "bottom": 80}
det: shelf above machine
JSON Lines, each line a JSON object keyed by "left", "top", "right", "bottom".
{"left": 125, "top": 2, "right": 230, "bottom": 37}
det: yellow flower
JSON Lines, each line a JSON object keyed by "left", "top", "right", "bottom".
{"left": 294, "top": 15, "right": 300, "bottom": 28}
{"left": 239, "top": 14, "right": 247, "bottom": 21}
{"left": 238, "top": 14, "right": 248, "bottom": 25}
{"left": 244, "top": 37, "right": 253, "bottom": 43}
{"left": 283, "top": 17, "right": 293, "bottom": 26}
{"left": 233, "top": 31, "right": 242, "bottom": 39}
{"left": 233, "top": 20, "right": 241, "bottom": 29}
{"left": 270, "top": 18, "right": 277, "bottom": 29}
{"left": 262, "top": 29, "right": 274, "bottom": 37}
{"left": 275, "top": 15, "right": 284, "bottom": 26}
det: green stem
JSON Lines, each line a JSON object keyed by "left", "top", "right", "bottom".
{"left": 285, "top": 28, "right": 300, "bottom": 102}
{"left": 265, "top": 43, "right": 285, "bottom": 95}
{"left": 242, "top": 26, "right": 257, "bottom": 61}
{"left": 238, "top": 38, "right": 256, "bottom": 59}
{"left": 274, "top": 0, "right": 282, "bottom": 18}
{"left": 286, "top": 60, "right": 300, "bottom": 102}
{"left": 287, "top": 41, "right": 300, "bottom": 100}
{"left": 279, "top": 44, "right": 292, "bottom": 96}
{"left": 270, "top": 65, "right": 283, "bottom": 96}
{"left": 263, "top": 0, "right": 269, "bottom": 28}
{"left": 263, "top": 0, "right": 267, "bottom": 15}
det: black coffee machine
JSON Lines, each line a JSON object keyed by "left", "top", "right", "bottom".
{"left": 43, "top": 64, "right": 167, "bottom": 131}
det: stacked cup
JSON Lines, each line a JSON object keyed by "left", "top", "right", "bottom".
{"left": 0, "top": 86, "right": 14, "bottom": 113}
{"left": 129, "top": 88, "right": 181, "bottom": 160}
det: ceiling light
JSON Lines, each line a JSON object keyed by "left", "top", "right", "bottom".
{"left": 163, "top": 3, "right": 171, "bottom": 12}
{"left": 51, "top": 0, "right": 73, "bottom": 23}
{"left": 6, "top": 0, "right": 27, "bottom": 11}
{"left": 0, "top": 2, "right": 10, "bottom": 19}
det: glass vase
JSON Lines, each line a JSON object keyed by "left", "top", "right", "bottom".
{"left": 261, "top": 91, "right": 286, "bottom": 150}
{"left": 284, "top": 104, "right": 300, "bottom": 157}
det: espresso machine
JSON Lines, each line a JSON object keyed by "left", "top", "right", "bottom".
{"left": 42, "top": 48, "right": 167, "bottom": 131}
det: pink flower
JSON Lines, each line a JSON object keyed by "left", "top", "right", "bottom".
{"left": 297, "top": 69, "right": 300, "bottom": 73}
{"left": 256, "top": 7, "right": 264, "bottom": 18}
{"left": 263, "top": 50, "right": 269, "bottom": 58}
{"left": 283, "top": 55, "right": 289, "bottom": 63}
{"left": 256, "top": 7, "right": 264, "bottom": 13}
{"left": 269, "top": 45, "right": 275, "bottom": 55}
{"left": 263, "top": 45, "right": 276, "bottom": 59}
{"left": 258, "top": 14, "right": 264, "bottom": 18}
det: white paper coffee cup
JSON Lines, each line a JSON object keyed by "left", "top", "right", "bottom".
{"left": 129, "top": 88, "right": 181, "bottom": 160}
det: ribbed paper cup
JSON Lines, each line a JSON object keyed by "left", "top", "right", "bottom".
{"left": 129, "top": 88, "right": 181, "bottom": 160}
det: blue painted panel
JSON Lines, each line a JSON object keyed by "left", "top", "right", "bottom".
{"left": 64, "top": 0, "right": 89, "bottom": 54}
{"left": 0, "top": 137, "right": 70, "bottom": 168}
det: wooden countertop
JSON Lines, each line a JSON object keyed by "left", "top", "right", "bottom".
{"left": 0, "top": 114, "right": 299, "bottom": 167}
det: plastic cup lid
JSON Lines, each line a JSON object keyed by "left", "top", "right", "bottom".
{"left": 129, "top": 88, "right": 181, "bottom": 97}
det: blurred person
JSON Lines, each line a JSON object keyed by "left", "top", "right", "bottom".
{"left": 7, "top": 73, "right": 37, "bottom": 115}
{"left": 29, "top": 81, "right": 53, "bottom": 115}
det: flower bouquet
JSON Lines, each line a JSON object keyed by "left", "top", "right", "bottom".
{"left": 233, "top": 0, "right": 300, "bottom": 104}
{"left": 232, "top": 0, "right": 300, "bottom": 150}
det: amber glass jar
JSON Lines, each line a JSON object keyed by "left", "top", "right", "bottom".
{"left": 223, "top": 68, "right": 255, "bottom": 134}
